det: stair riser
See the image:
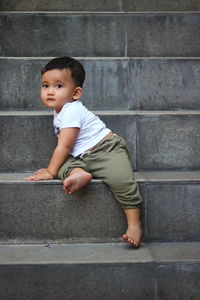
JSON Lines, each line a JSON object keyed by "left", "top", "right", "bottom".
{"left": 0, "top": 181, "right": 127, "bottom": 243}
{"left": 1, "top": 114, "right": 200, "bottom": 172}
{"left": 0, "top": 263, "right": 199, "bottom": 300}
{"left": 1, "top": 0, "right": 200, "bottom": 11}
{"left": 0, "top": 263, "right": 155, "bottom": 300}
{"left": 1, "top": 58, "right": 200, "bottom": 111}
{"left": 1, "top": 13, "right": 200, "bottom": 57}
{"left": 0, "top": 181, "right": 199, "bottom": 243}
{"left": 145, "top": 183, "right": 200, "bottom": 242}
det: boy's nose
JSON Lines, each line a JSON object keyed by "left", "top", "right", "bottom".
{"left": 48, "top": 88, "right": 55, "bottom": 95}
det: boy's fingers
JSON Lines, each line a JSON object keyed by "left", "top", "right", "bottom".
{"left": 25, "top": 171, "right": 53, "bottom": 181}
{"left": 25, "top": 176, "right": 34, "bottom": 180}
{"left": 25, "top": 177, "right": 35, "bottom": 181}
{"left": 25, "top": 175, "right": 41, "bottom": 181}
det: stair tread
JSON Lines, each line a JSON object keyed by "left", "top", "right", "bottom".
{"left": 1, "top": 110, "right": 200, "bottom": 116}
{"left": 1, "top": 56, "right": 200, "bottom": 59}
{"left": 0, "top": 242, "right": 199, "bottom": 265}
{"left": 1, "top": 11, "right": 200, "bottom": 15}
{"left": 1, "top": 171, "right": 200, "bottom": 183}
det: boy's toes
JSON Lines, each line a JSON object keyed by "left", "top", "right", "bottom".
{"left": 123, "top": 234, "right": 128, "bottom": 241}
{"left": 123, "top": 233, "right": 141, "bottom": 248}
{"left": 123, "top": 234, "right": 137, "bottom": 246}
{"left": 128, "top": 238, "right": 135, "bottom": 245}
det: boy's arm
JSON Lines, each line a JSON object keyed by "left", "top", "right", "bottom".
{"left": 25, "top": 127, "right": 79, "bottom": 181}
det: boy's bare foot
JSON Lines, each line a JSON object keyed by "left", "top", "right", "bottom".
{"left": 123, "top": 223, "right": 143, "bottom": 247}
{"left": 63, "top": 168, "right": 92, "bottom": 195}
{"left": 123, "top": 208, "right": 142, "bottom": 247}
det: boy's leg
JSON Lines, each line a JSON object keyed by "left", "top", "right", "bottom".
{"left": 58, "top": 156, "right": 92, "bottom": 195}
{"left": 84, "top": 134, "right": 143, "bottom": 246}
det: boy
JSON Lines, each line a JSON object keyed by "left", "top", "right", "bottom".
{"left": 26, "top": 57, "right": 143, "bottom": 247}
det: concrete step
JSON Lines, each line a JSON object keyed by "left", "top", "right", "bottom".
{"left": 1, "top": 13, "right": 200, "bottom": 57}
{"left": 1, "top": 111, "right": 200, "bottom": 172}
{"left": 0, "top": 242, "right": 199, "bottom": 300}
{"left": 0, "top": 172, "right": 200, "bottom": 243}
{"left": 1, "top": 0, "right": 200, "bottom": 12}
{"left": 1, "top": 57, "right": 200, "bottom": 111}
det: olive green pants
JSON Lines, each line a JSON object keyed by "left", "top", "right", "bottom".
{"left": 58, "top": 134, "right": 142, "bottom": 209}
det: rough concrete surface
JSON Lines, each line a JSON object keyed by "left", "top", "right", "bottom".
{"left": 1, "top": 58, "right": 200, "bottom": 111}
{"left": 1, "top": 113, "right": 200, "bottom": 172}
{"left": 1, "top": 13, "right": 200, "bottom": 57}
{"left": 1, "top": 0, "right": 200, "bottom": 11}
{"left": 0, "top": 174, "right": 200, "bottom": 243}
{"left": 0, "top": 243, "right": 199, "bottom": 300}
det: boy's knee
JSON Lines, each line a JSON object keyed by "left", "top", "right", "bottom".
{"left": 106, "top": 176, "right": 142, "bottom": 209}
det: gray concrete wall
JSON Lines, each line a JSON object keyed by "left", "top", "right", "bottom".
{"left": 1, "top": 0, "right": 200, "bottom": 11}
{"left": 1, "top": 113, "right": 200, "bottom": 172}
{"left": 0, "top": 3, "right": 199, "bottom": 300}
{"left": 1, "top": 13, "right": 200, "bottom": 57}
{"left": 0, "top": 179, "right": 200, "bottom": 243}
{"left": 0, "top": 257, "right": 199, "bottom": 300}
{"left": 1, "top": 58, "right": 200, "bottom": 111}
{"left": 0, "top": 263, "right": 156, "bottom": 300}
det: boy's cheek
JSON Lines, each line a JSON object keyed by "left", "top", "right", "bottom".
{"left": 40, "top": 92, "right": 46, "bottom": 102}
{"left": 41, "top": 96, "right": 48, "bottom": 107}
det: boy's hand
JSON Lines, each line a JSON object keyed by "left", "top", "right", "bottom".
{"left": 25, "top": 168, "right": 54, "bottom": 181}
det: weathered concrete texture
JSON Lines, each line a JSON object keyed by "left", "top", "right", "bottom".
{"left": 137, "top": 114, "right": 200, "bottom": 171}
{"left": 83, "top": 58, "right": 200, "bottom": 110}
{"left": 0, "top": 58, "right": 44, "bottom": 111}
{"left": 0, "top": 243, "right": 199, "bottom": 300}
{"left": 157, "top": 264, "right": 200, "bottom": 300}
{"left": 0, "top": 115, "right": 57, "bottom": 172}
{"left": 145, "top": 183, "right": 200, "bottom": 242}
{"left": 123, "top": 0, "right": 200, "bottom": 12}
{"left": 1, "top": 113, "right": 200, "bottom": 172}
{"left": 1, "top": 13, "right": 200, "bottom": 57}
{"left": 1, "top": 58, "right": 200, "bottom": 111}
{"left": 0, "top": 13, "right": 125, "bottom": 57}
{"left": 0, "top": 263, "right": 155, "bottom": 300}
{"left": 0, "top": 243, "right": 153, "bottom": 264}
{"left": 126, "top": 13, "right": 200, "bottom": 57}
{"left": 1, "top": 0, "right": 200, "bottom": 11}
{"left": 0, "top": 0, "right": 123, "bottom": 11}
{"left": 0, "top": 180, "right": 128, "bottom": 243}
{"left": 0, "top": 175, "right": 200, "bottom": 243}
{"left": 0, "top": 242, "right": 199, "bottom": 264}
{"left": 148, "top": 242, "right": 200, "bottom": 262}
{"left": 0, "top": 113, "right": 137, "bottom": 172}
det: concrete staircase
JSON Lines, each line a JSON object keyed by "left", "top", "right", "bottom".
{"left": 0, "top": 1, "right": 200, "bottom": 299}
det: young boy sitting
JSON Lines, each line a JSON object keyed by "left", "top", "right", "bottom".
{"left": 26, "top": 56, "right": 143, "bottom": 247}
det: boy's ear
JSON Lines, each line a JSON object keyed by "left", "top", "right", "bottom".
{"left": 73, "top": 87, "right": 83, "bottom": 100}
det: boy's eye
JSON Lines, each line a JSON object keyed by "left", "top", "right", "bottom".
{"left": 42, "top": 84, "right": 48, "bottom": 88}
{"left": 56, "top": 84, "right": 63, "bottom": 88}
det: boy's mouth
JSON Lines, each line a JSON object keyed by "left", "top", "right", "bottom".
{"left": 47, "top": 98, "right": 55, "bottom": 101}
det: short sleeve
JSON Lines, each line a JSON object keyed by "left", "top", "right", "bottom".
{"left": 60, "top": 103, "right": 81, "bottom": 129}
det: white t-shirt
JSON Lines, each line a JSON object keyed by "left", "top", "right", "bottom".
{"left": 53, "top": 100, "right": 111, "bottom": 157}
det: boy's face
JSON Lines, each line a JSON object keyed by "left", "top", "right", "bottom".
{"left": 41, "top": 68, "right": 78, "bottom": 113}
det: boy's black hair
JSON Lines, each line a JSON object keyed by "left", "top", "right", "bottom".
{"left": 41, "top": 56, "right": 85, "bottom": 87}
